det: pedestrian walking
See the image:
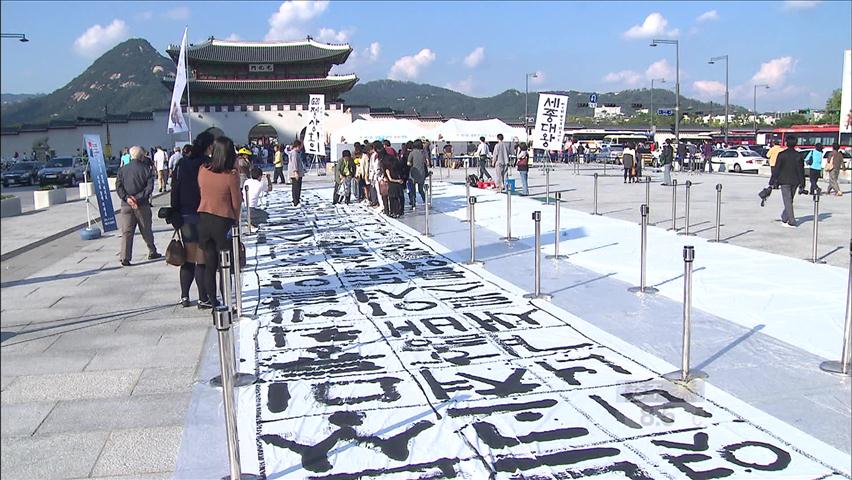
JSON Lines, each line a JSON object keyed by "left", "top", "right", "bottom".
{"left": 803, "top": 143, "right": 825, "bottom": 194}
{"left": 517, "top": 143, "right": 530, "bottom": 195}
{"left": 769, "top": 136, "right": 805, "bottom": 228}
{"left": 198, "top": 136, "right": 242, "bottom": 307}
{"left": 702, "top": 141, "right": 714, "bottom": 172}
{"left": 116, "top": 146, "right": 161, "bottom": 266}
{"left": 475, "top": 136, "right": 492, "bottom": 181}
{"left": 336, "top": 150, "right": 355, "bottom": 204}
{"left": 824, "top": 142, "right": 844, "bottom": 196}
{"left": 622, "top": 143, "right": 636, "bottom": 183}
{"left": 676, "top": 141, "right": 687, "bottom": 172}
{"left": 661, "top": 138, "right": 674, "bottom": 185}
{"left": 353, "top": 143, "right": 366, "bottom": 202}
{"left": 170, "top": 131, "right": 215, "bottom": 308}
{"left": 288, "top": 140, "right": 305, "bottom": 206}
{"left": 369, "top": 142, "right": 382, "bottom": 208}
{"left": 383, "top": 144, "right": 405, "bottom": 217}
{"left": 154, "top": 146, "right": 169, "bottom": 192}
{"left": 272, "top": 144, "right": 285, "bottom": 184}
{"left": 407, "top": 139, "right": 429, "bottom": 207}
{"left": 492, "top": 134, "right": 511, "bottom": 192}
{"left": 120, "top": 147, "right": 131, "bottom": 166}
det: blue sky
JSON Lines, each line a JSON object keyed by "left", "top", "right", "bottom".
{"left": 1, "top": 0, "right": 849, "bottom": 111}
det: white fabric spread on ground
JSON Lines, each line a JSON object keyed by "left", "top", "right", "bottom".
{"left": 237, "top": 188, "right": 850, "bottom": 479}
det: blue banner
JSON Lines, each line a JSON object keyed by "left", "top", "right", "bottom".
{"left": 83, "top": 134, "right": 117, "bottom": 232}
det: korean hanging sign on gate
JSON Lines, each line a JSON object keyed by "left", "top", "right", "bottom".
{"left": 532, "top": 93, "right": 568, "bottom": 151}
{"left": 305, "top": 94, "right": 326, "bottom": 156}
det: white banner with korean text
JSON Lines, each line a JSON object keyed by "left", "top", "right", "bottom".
{"left": 305, "top": 94, "right": 326, "bottom": 156}
{"left": 532, "top": 93, "right": 569, "bottom": 151}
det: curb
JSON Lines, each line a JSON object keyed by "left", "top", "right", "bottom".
{"left": 0, "top": 190, "right": 169, "bottom": 262}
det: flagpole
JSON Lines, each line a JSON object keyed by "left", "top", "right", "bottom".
{"left": 183, "top": 27, "right": 192, "bottom": 143}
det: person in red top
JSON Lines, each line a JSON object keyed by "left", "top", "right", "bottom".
{"left": 197, "top": 136, "right": 242, "bottom": 307}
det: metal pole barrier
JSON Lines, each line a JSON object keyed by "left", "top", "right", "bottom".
{"left": 212, "top": 306, "right": 259, "bottom": 480}
{"left": 665, "top": 246, "right": 707, "bottom": 383}
{"left": 820, "top": 239, "right": 852, "bottom": 376}
{"left": 806, "top": 192, "right": 825, "bottom": 263}
{"left": 679, "top": 180, "right": 693, "bottom": 235}
{"left": 210, "top": 250, "right": 257, "bottom": 388}
{"left": 464, "top": 196, "right": 483, "bottom": 265}
{"left": 644, "top": 176, "right": 655, "bottom": 225}
{"left": 230, "top": 225, "right": 251, "bottom": 321}
{"left": 244, "top": 185, "right": 253, "bottom": 235}
{"left": 524, "top": 211, "right": 552, "bottom": 300}
{"left": 424, "top": 175, "right": 433, "bottom": 238}
{"left": 547, "top": 192, "right": 568, "bottom": 260}
{"left": 545, "top": 165, "right": 551, "bottom": 205}
{"left": 708, "top": 184, "right": 725, "bottom": 243}
{"left": 500, "top": 183, "right": 518, "bottom": 242}
{"left": 592, "top": 173, "right": 601, "bottom": 215}
{"left": 629, "top": 204, "right": 658, "bottom": 294}
{"left": 668, "top": 179, "right": 678, "bottom": 231}
{"left": 462, "top": 160, "right": 471, "bottom": 223}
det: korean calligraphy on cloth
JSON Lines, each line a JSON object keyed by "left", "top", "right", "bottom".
{"left": 533, "top": 94, "right": 568, "bottom": 151}
{"left": 306, "top": 94, "right": 326, "bottom": 156}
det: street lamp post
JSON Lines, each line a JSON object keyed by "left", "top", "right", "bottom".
{"left": 708, "top": 55, "right": 729, "bottom": 144}
{"left": 0, "top": 33, "right": 29, "bottom": 42}
{"left": 525, "top": 72, "right": 538, "bottom": 144}
{"left": 753, "top": 84, "right": 770, "bottom": 139}
{"left": 650, "top": 78, "right": 666, "bottom": 137}
{"left": 650, "top": 39, "right": 679, "bottom": 144}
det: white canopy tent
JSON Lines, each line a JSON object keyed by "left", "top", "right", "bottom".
{"left": 433, "top": 118, "right": 517, "bottom": 142}
{"left": 331, "top": 119, "right": 434, "bottom": 159}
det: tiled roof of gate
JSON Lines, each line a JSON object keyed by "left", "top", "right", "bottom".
{"left": 166, "top": 38, "right": 352, "bottom": 64}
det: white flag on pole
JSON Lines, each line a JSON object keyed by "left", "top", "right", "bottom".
{"left": 167, "top": 28, "right": 189, "bottom": 134}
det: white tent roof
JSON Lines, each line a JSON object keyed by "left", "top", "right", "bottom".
{"left": 433, "top": 118, "right": 516, "bottom": 142}
{"left": 333, "top": 119, "right": 432, "bottom": 145}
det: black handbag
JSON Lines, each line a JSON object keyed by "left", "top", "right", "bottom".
{"left": 165, "top": 230, "right": 186, "bottom": 266}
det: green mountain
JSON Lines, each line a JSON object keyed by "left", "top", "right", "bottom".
{"left": 1, "top": 38, "right": 174, "bottom": 126}
{"left": 1, "top": 93, "right": 45, "bottom": 106}
{"left": 342, "top": 80, "right": 749, "bottom": 122}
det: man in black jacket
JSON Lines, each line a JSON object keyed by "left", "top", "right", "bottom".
{"left": 116, "top": 146, "right": 160, "bottom": 266}
{"left": 769, "top": 136, "right": 805, "bottom": 228}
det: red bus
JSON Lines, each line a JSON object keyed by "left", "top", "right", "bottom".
{"left": 770, "top": 124, "right": 851, "bottom": 150}
{"left": 711, "top": 131, "right": 759, "bottom": 145}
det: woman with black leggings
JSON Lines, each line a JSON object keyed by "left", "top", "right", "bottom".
{"left": 197, "top": 136, "right": 242, "bottom": 307}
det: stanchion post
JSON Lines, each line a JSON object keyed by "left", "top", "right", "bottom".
{"left": 210, "top": 250, "right": 257, "bottom": 388}
{"left": 708, "top": 184, "right": 725, "bottom": 243}
{"left": 427, "top": 173, "right": 433, "bottom": 207}
{"left": 629, "top": 204, "right": 658, "bottom": 294}
{"left": 592, "top": 173, "right": 601, "bottom": 215}
{"left": 665, "top": 246, "right": 707, "bottom": 383}
{"left": 212, "top": 306, "right": 259, "bottom": 480}
{"left": 545, "top": 165, "right": 551, "bottom": 206}
{"left": 464, "top": 196, "right": 483, "bottom": 266}
{"left": 424, "top": 175, "right": 433, "bottom": 238}
{"left": 806, "top": 192, "right": 825, "bottom": 263}
{"left": 820, "top": 239, "right": 852, "bottom": 376}
{"left": 230, "top": 225, "right": 251, "bottom": 321}
{"left": 244, "top": 185, "right": 253, "bottom": 235}
{"left": 668, "top": 179, "right": 678, "bottom": 231}
{"left": 462, "top": 161, "right": 471, "bottom": 223}
{"left": 500, "top": 183, "right": 518, "bottom": 242}
{"left": 679, "top": 180, "right": 693, "bottom": 235}
{"left": 644, "top": 176, "right": 654, "bottom": 225}
{"left": 547, "top": 192, "right": 568, "bottom": 260}
{"left": 524, "top": 211, "right": 551, "bottom": 300}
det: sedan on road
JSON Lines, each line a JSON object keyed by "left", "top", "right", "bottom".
{"left": 710, "top": 149, "right": 763, "bottom": 173}
{"left": 2, "top": 161, "right": 42, "bottom": 186}
{"left": 38, "top": 157, "right": 86, "bottom": 187}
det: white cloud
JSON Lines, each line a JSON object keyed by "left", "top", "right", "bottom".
{"left": 603, "top": 70, "right": 643, "bottom": 86}
{"left": 751, "top": 56, "right": 795, "bottom": 87}
{"left": 692, "top": 80, "right": 726, "bottom": 98}
{"left": 164, "top": 6, "right": 191, "bottom": 20}
{"left": 645, "top": 59, "right": 675, "bottom": 80}
{"left": 447, "top": 76, "right": 474, "bottom": 94}
{"left": 137, "top": 11, "right": 153, "bottom": 21}
{"left": 317, "top": 27, "right": 351, "bottom": 43}
{"left": 696, "top": 10, "right": 719, "bottom": 22}
{"left": 73, "top": 19, "right": 130, "bottom": 58}
{"left": 265, "top": 0, "right": 330, "bottom": 41}
{"left": 782, "top": 1, "right": 822, "bottom": 10}
{"left": 463, "top": 47, "right": 485, "bottom": 68}
{"left": 225, "top": 33, "right": 241, "bottom": 41}
{"left": 365, "top": 42, "right": 380, "bottom": 62}
{"left": 623, "top": 13, "right": 679, "bottom": 39}
{"left": 388, "top": 48, "right": 436, "bottom": 80}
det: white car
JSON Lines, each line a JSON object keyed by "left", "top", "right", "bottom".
{"left": 710, "top": 149, "right": 762, "bottom": 173}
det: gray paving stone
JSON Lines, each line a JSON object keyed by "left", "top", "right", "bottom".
{"left": 92, "top": 426, "right": 183, "bottom": 477}
{"left": 47, "top": 331, "right": 160, "bottom": 353}
{"left": 132, "top": 367, "right": 197, "bottom": 395}
{"left": 37, "top": 393, "right": 191, "bottom": 434}
{"left": 0, "top": 307, "right": 90, "bottom": 327}
{"left": 0, "top": 401, "right": 56, "bottom": 436}
{"left": 83, "top": 473, "right": 172, "bottom": 480}
{"left": 0, "top": 376, "right": 16, "bottom": 390}
{"left": 115, "top": 316, "right": 208, "bottom": 335}
{"left": 1, "top": 369, "right": 141, "bottom": 404}
{"left": 85, "top": 344, "right": 203, "bottom": 371}
{"left": 0, "top": 334, "right": 58, "bottom": 354}
{"left": 0, "top": 431, "right": 109, "bottom": 480}
{"left": 0, "top": 351, "right": 94, "bottom": 375}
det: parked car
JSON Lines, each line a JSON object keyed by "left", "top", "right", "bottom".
{"left": 105, "top": 157, "right": 121, "bottom": 177}
{"left": 2, "top": 161, "right": 43, "bottom": 187}
{"left": 709, "top": 149, "right": 762, "bottom": 173}
{"left": 38, "top": 157, "right": 86, "bottom": 187}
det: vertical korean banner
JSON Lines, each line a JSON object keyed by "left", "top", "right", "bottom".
{"left": 305, "top": 94, "right": 325, "bottom": 156}
{"left": 83, "top": 134, "right": 118, "bottom": 232}
{"left": 532, "top": 93, "right": 569, "bottom": 152}
{"left": 840, "top": 49, "right": 851, "bottom": 137}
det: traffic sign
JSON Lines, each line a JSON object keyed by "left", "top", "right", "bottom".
{"left": 657, "top": 108, "right": 673, "bottom": 116}
{"left": 588, "top": 102, "right": 597, "bottom": 109}
{"left": 589, "top": 93, "right": 598, "bottom": 103}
